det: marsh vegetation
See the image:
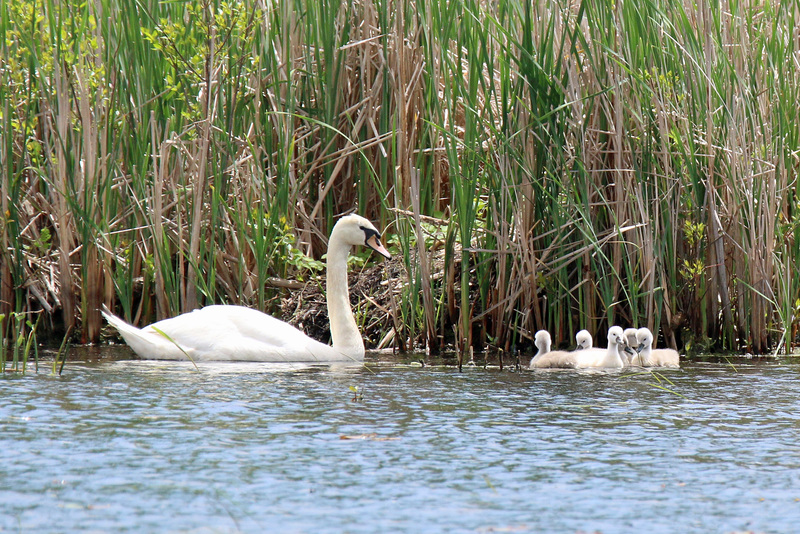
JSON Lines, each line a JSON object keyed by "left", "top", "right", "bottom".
{"left": 2, "top": 0, "right": 799, "bottom": 360}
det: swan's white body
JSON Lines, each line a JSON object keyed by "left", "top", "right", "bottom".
{"left": 529, "top": 330, "right": 574, "bottom": 369}
{"left": 573, "top": 326, "right": 627, "bottom": 368}
{"left": 529, "top": 327, "right": 626, "bottom": 369}
{"left": 631, "top": 327, "right": 680, "bottom": 368}
{"left": 102, "top": 214, "right": 391, "bottom": 362}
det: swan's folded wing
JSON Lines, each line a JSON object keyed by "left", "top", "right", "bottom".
{"left": 530, "top": 350, "right": 577, "bottom": 368}
{"left": 141, "top": 305, "right": 350, "bottom": 362}
{"left": 572, "top": 348, "right": 605, "bottom": 368}
{"left": 650, "top": 348, "right": 680, "bottom": 368}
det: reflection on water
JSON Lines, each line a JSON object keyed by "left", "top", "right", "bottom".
{"left": 2, "top": 348, "right": 800, "bottom": 533}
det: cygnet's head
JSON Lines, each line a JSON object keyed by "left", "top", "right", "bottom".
{"left": 607, "top": 326, "right": 625, "bottom": 347}
{"left": 534, "top": 330, "right": 551, "bottom": 352}
{"left": 621, "top": 327, "right": 638, "bottom": 356}
{"left": 635, "top": 327, "right": 654, "bottom": 352}
{"left": 624, "top": 328, "right": 638, "bottom": 348}
{"left": 575, "top": 330, "right": 592, "bottom": 350}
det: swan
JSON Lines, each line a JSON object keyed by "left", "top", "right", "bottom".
{"left": 102, "top": 214, "right": 391, "bottom": 362}
{"left": 572, "top": 326, "right": 628, "bottom": 368}
{"left": 529, "top": 330, "right": 550, "bottom": 366}
{"left": 623, "top": 328, "right": 638, "bottom": 347}
{"left": 622, "top": 327, "right": 639, "bottom": 364}
{"left": 575, "top": 329, "right": 592, "bottom": 350}
{"left": 631, "top": 327, "right": 680, "bottom": 368}
{"left": 530, "top": 328, "right": 625, "bottom": 369}
{"left": 529, "top": 330, "right": 576, "bottom": 368}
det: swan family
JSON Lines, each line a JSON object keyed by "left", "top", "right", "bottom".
{"left": 103, "top": 214, "right": 391, "bottom": 362}
{"left": 103, "top": 212, "right": 681, "bottom": 369}
{"left": 529, "top": 326, "right": 680, "bottom": 369}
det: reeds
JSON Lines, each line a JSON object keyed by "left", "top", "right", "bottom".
{"left": 1, "top": 0, "right": 799, "bottom": 356}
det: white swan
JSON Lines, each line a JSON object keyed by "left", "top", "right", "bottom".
{"left": 631, "top": 327, "right": 680, "bottom": 368}
{"left": 530, "top": 328, "right": 626, "bottom": 369}
{"left": 102, "top": 214, "right": 391, "bottom": 362}
{"left": 572, "top": 326, "right": 628, "bottom": 368}
{"left": 623, "top": 328, "right": 637, "bottom": 347}
{"left": 620, "top": 327, "right": 640, "bottom": 364}
{"left": 575, "top": 329, "right": 592, "bottom": 350}
{"left": 529, "top": 330, "right": 550, "bottom": 368}
{"left": 529, "top": 330, "right": 576, "bottom": 368}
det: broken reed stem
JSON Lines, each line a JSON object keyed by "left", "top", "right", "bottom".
{"left": 185, "top": 14, "right": 217, "bottom": 313}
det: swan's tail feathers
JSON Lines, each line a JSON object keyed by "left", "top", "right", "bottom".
{"left": 101, "top": 305, "right": 138, "bottom": 339}
{"left": 101, "top": 305, "right": 174, "bottom": 359}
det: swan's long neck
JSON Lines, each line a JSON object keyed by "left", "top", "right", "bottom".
{"left": 598, "top": 340, "right": 624, "bottom": 367}
{"left": 531, "top": 337, "right": 550, "bottom": 365}
{"left": 636, "top": 340, "right": 652, "bottom": 365}
{"left": 326, "top": 234, "right": 364, "bottom": 358}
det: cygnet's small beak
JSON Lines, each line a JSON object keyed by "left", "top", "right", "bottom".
{"left": 366, "top": 234, "right": 392, "bottom": 260}
{"left": 636, "top": 343, "right": 645, "bottom": 354}
{"left": 623, "top": 343, "right": 636, "bottom": 356}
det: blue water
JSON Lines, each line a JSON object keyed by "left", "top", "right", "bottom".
{"left": 2, "top": 351, "right": 800, "bottom": 533}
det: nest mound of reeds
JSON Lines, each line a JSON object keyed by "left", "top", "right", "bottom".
{"left": 280, "top": 255, "right": 407, "bottom": 351}
{"left": 281, "top": 238, "right": 458, "bottom": 353}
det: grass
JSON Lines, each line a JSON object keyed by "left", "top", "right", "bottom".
{"left": 0, "top": 311, "right": 39, "bottom": 373}
{"left": 1, "top": 0, "right": 799, "bottom": 356}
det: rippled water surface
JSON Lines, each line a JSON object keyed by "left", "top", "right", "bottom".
{"left": 3, "top": 350, "right": 800, "bottom": 533}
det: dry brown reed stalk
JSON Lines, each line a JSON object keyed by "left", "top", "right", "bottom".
{"left": 52, "top": 62, "right": 76, "bottom": 336}
{"left": 151, "top": 113, "right": 169, "bottom": 318}
{"left": 409, "top": 168, "right": 438, "bottom": 351}
{"left": 184, "top": 16, "right": 217, "bottom": 313}
{"left": 701, "top": 3, "right": 734, "bottom": 345}
{"left": 75, "top": 67, "right": 103, "bottom": 343}
{"left": 0, "top": 99, "right": 11, "bottom": 323}
{"left": 489, "top": 159, "right": 514, "bottom": 352}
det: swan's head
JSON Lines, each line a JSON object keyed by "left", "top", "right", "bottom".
{"left": 635, "top": 327, "right": 654, "bottom": 353}
{"left": 607, "top": 326, "right": 625, "bottom": 347}
{"left": 622, "top": 328, "right": 638, "bottom": 356}
{"left": 534, "top": 330, "right": 551, "bottom": 352}
{"left": 623, "top": 328, "right": 638, "bottom": 347}
{"left": 575, "top": 329, "right": 592, "bottom": 350}
{"left": 333, "top": 214, "right": 391, "bottom": 259}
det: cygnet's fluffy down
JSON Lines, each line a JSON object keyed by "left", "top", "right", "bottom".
{"left": 530, "top": 327, "right": 627, "bottom": 369}
{"left": 630, "top": 327, "right": 680, "bottom": 368}
{"left": 529, "top": 330, "right": 576, "bottom": 369}
{"left": 572, "top": 326, "right": 627, "bottom": 368}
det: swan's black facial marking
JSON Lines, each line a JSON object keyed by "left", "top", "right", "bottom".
{"left": 359, "top": 225, "right": 382, "bottom": 243}
{"left": 360, "top": 225, "right": 392, "bottom": 260}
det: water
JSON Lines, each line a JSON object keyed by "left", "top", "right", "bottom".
{"left": 2, "top": 350, "right": 800, "bottom": 533}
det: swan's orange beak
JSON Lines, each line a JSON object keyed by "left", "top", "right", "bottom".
{"left": 366, "top": 234, "right": 391, "bottom": 260}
